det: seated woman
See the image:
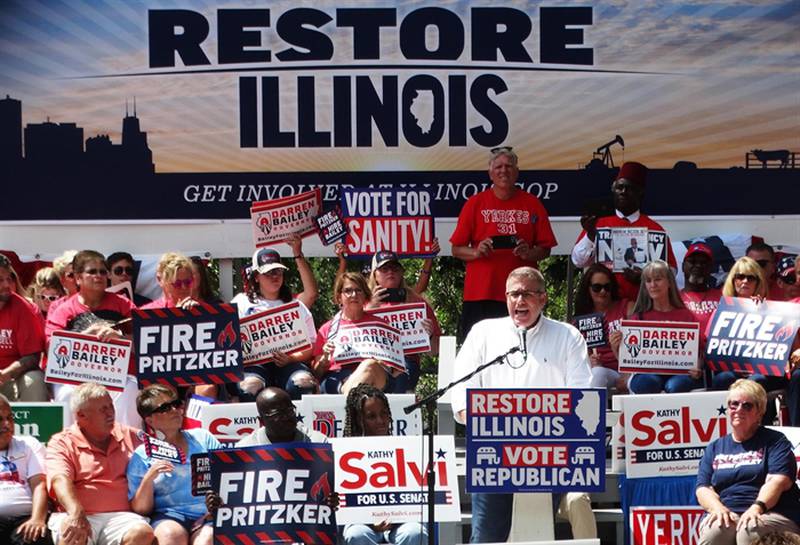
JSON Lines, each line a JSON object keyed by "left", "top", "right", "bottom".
{"left": 610, "top": 260, "right": 703, "bottom": 394}
{"left": 230, "top": 237, "right": 319, "bottom": 400}
{"left": 711, "top": 257, "right": 786, "bottom": 424}
{"left": 313, "top": 273, "right": 400, "bottom": 395}
{"left": 696, "top": 379, "right": 800, "bottom": 545}
{"left": 26, "top": 267, "right": 65, "bottom": 325}
{"left": 341, "top": 383, "right": 426, "bottom": 545}
{"left": 46, "top": 250, "right": 140, "bottom": 426}
{"left": 128, "top": 384, "right": 220, "bottom": 545}
{"left": 365, "top": 250, "right": 441, "bottom": 393}
{"left": 573, "top": 263, "right": 631, "bottom": 390}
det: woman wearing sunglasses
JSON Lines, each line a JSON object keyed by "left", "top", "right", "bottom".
{"left": 141, "top": 253, "right": 201, "bottom": 311}
{"left": 230, "top": 236, "right": 319, "bottom": 400}
{"left": 696, "top": 379, "right": 800, "bottom": 544}
{"left": 26, "top": 267, "right": 65, "bottom": 325}
{"left": 573, "top": 264, "right": 632, "bottom": 390}
{"left": 46, "top": 250, "right": 140, "bottom": 426}
{"left": 128, "top": 384, "right": 221, "bottom": 545}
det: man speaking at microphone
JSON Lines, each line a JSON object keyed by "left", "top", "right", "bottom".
{"left": 451, "top": 266, "right": 595, "bottom": 542}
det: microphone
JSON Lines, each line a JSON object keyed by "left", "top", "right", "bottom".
{"left": 516, "top": 327, "right": 527, "bottom": 358}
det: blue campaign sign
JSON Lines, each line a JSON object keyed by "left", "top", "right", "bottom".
{"left": 706, "top": 297, "right": 799, "bottom": 377}
{"left": 133, "top": 303, "right": 244, "bottom": 388}
{"left": 466, "top": 388, "right": 606, "bottom": 493}
{"left": 210, "top": 442, "right": 337, "bottom": 545}
{"left": 340, "top": 187, "right": 435, "bottom": 257}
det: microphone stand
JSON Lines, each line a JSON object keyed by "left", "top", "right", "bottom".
{"left": 404, "top": 343, "right": 522, "bottom": 545}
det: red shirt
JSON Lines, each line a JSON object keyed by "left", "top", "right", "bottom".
{"left": 591, "top": 299, "right": 630, "bottom": 372}
{"left": 450, "top": 188, "right": 557, "bottom": 302}
{"left": 574, "top": 214, "right": 677, "bottom": 301}
{"left": 315, "top": 314, "right": 391, "bottom": 371}
{"left": 46, "top": 423, "right": 142, "bottom": 514}
{"left": 0, "top": 293, "right": 45, "bottom": 370}
{"left": 637, "top": 307, "right": 697, "bottom": 323}
{"left": 139, "top": 295, "right": 169, "bottom": 310}
{"left": 681, "top": 288, "right": 722, "bottom": 346}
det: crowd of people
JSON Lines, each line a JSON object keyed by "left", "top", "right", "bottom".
{"left": 0, "top": 147, "right": 798, "bottom": 545}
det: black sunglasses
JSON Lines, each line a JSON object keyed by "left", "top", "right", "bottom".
{"left": 779, "top": 273, "right": 796, "bottom": 285}
{"left": 733, "top": 273, "right": 758, "bottom": 283}
{"left": 83, "top": 268, "right": 108, "bottom": 276}
{"left": 112, "top": 266, "right": 135, "bottom": 276}
{"left": 149, "top": 398, "right": 183, "bottom": 416}
{"left": 727, "top": 400, "right": 754, "bottom": 412}
{"left": 590, "top": 283, "right": 613, "bottom": 293}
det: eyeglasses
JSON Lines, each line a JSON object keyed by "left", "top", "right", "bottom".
{"left": 39, "top": 294, "right": 59, "bottom": 302}
{"left": 112, "top": 266, "right": 134, "bottom": 276}
{"left": 342, "top": 287, "right": 364, "bottom": 296}
{"left": 590, "top": 283, "right": 613, "bottom": 293}
{"left": 506, "top": 290, "right": 544, "bottom": 300}
{"left": 149, "top": 398, "right": 183, "bottom": 416}
{"left": 755, "top": 259, "right": 771, "bottom": 268}
{"left": 734, "top": 273, "right": 758, "bottom": 283}
{"left": 779, "top": 273, "right": 796, "bottom": 285}
{"left": 261, "top": 404, "right": 296, "bottom": 419}
{"left": 83, "top": 268, "right": 108, "bottom": 276}
{"left": 65, "top": 272, "right": 75, "bottom": 279}
{"left": 171, "top": 278, "right": 194, "bottom": 289}
{"left": 727, "top": 400, "right": 754, "bottom": 412}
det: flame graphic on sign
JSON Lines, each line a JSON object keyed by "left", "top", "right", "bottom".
{"left": 217, "top": 322, "right": 237, "bottom": 348}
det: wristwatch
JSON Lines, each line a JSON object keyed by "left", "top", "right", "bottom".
{"left": 753, "top": 500, "right": 767, "bottom": 513}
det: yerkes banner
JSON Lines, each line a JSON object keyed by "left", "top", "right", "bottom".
{"left": 1, "top": 1, "right": 798, "bottom": 226}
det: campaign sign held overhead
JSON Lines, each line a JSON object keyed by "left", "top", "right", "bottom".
{"left": 133, "top": 303, "right": 244, "bottom": 388}
{"left": 251, "top": 188, "right": 322, "bottom": 248}
{"left": 466, "top": 388, "right": 605, "bottom": 493}
{"left": 341, "top": 188, "right": 435, "bottom": 257}
{"left": 211, "top": 443, "right": 336, "bottom": 545}
{"left": 706, "top": 297, "right": 799, "bottom": 376}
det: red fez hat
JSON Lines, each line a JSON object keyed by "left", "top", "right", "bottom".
{"left": 616, "top": 162, "right": 648, "bottom": 187}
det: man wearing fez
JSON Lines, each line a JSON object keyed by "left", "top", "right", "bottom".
{"left": 450, "top": 147, "right": 557, "bottom": 341}
{"left": 572, "top": 161, "right": 677, "bottom": 300}
{"left": 0, "top": 394, "right": 51, "bottom": 545}
{"left": 451, "top": 267, "right": 595, "bottom": 542}
{"left": 46, "top": 383, "right": 153, "bottom": 545}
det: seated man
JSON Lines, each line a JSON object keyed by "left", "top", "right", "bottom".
{"left": 0, "top": 394, "right": 51, "bottom": 545}
{"left": 46, "top": 383, "right": 153, "bottom": 545}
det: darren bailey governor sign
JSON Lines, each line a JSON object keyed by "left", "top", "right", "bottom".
{"left": 466, "top": 388, "right": 605, "bottom": 493}
{"left": 619, "top": 320, "right": 700, "bottom": 374}
{"left": 46, "top": 331, "right": 131, "bottom": 392}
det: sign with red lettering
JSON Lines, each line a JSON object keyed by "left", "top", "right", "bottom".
{"left": 619, "top": 320, "right": 700, "bottom": 374}
{"left": 239, "top": 301, "right": 313, "bottom": 366}
{"left": 300, "top": 394, "right": 420, "bottom": 438}
{"left": 331, "top": 435, "right": 460, "bottom": 524}
{"left": 45, "top": 330, "right": 131, "bottom": 391}
{"left": 367, "top": 303, "right": 430, "bottom": 355}
{"left": 332, "top": 320, "right": 406, "bottom": 372}
{"left": 199, "top": 400, "right": 308, "bottom": 447}
{"left": 631, "top": 506, "right": 705, "bottom": 545}
{"left": 706, "top": 297, "right": 799, "bottom": 376}
{"left": 251, "top": 188, "right": 322, "bottom": 248}
{"left": 341, "top": 188, "right": 435, "bottom": 257}
{"left": 622, "top": 391, "right": 728, "bottom": 478}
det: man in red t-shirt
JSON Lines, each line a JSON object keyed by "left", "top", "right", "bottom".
{"left": 571, "top": 161, "right": 677, "bottom": 300}
{"left": 450, "top": 147, "right": 557, "bottom": 341}
{"left": 0, "top": 254, "right": 47, "bottom": 401}
{"left": 679, "top": 243, "right": 722, "bottom": 345}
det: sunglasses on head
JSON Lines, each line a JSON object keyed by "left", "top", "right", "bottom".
{"left": 149, "top": 398, "right": 183, "bottom": 416}
{"left": 727, "top": 400, "right": 754, "bottom": 412}
{"left": 171, "top": 278, "right": 193, "bottom": 289}
{"left": 779, "top": 273, "right": 796, "bottom": 285}
{"left": 112, "top": 266, "right": 135, "bottom": 276}
{"left": 590, "top": 283, "right": 613, "bottom": 293}
{"left": 83, "top": 268, "right": 108, "bottom": 276}
{"left": 734, "top": 273, "right": 758, "bottom": 283}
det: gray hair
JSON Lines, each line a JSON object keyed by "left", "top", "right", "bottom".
{"left": 488, "top": 148, "right": 519, "bottom": 168}
{"left": 71, "top": 382, "right": 110, "bottom": 414}
{"left": 507, "top": 266, "right": 545, "bottom": 291}
{"left": 632, "top": 260, "right": 685, "bottom": 314}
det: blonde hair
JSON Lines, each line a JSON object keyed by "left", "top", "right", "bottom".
{"left": 53, "top": 250, "right": 78, "bottom": 276}
{"left": 367, "top": 263, "right": 426, "bottom": 304}
{"left": 27, "top": 267, "right": 65, "bottom": 300}
{"left": 156, "top": 252, "right": 193, "bottom": 283}
{"left": 722, "top": 256, "right": 768, "bottom": 298}
{"left": 728, "top": 378, "right": 767, "bottom": 417}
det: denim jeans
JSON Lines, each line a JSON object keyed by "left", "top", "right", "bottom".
{"left": 629, "top": 373, "right": 703, "bottom": 394}
{"left": 470, "top": 493, "right": 514, "bottom": 543}
{"left": 343, "top": 522, "right": 426, "bottom": 545}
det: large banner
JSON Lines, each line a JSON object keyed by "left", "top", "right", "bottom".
{"left": 211, "top": 443, "right": 336, "bottom": 545}
{"left": 706, "top": 297, "right": 799, "bottom": 377}
{"left": 331, "top": 435, "right": 460, "bottom": 524}
{"left": 621, "top": 391, "right": 728, "bottom": 479}
{"left": 133, "top": 303, "right": 244, "bottom": 387}
{"left": 466, "top": 388, "right": 605, "bottom": 493}
{"left": 1, "top": 2, "right": 798, "bottom": 228}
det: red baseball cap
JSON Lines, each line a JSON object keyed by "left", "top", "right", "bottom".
{"left": 685, "top": 242, "right": 713, "bottom": 260}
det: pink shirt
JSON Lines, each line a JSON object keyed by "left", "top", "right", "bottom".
{"left": 46, "top": 423, "right": 142, "bottom": 514}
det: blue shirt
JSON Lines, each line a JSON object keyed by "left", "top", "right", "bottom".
{"left": 696, "top": 427, "right": 800, "bottom": 522}
{"left": 127, "top": 428, "right": 221, "bottom": 522}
